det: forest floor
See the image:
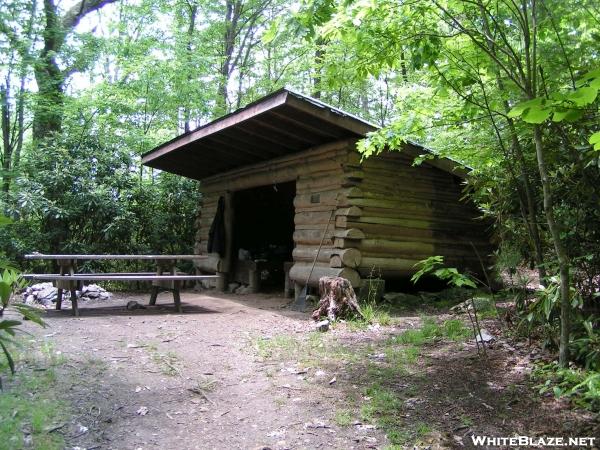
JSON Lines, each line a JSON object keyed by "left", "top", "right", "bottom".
{"left": 5, "top": 290, "right": 598, "bottom": 450}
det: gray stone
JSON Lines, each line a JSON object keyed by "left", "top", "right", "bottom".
{"left": 315, "top": 319, "right": 330, "bottom": 332}
{"left": 21, "top": 282, "right": 111, "bottom": 307}
{"left": 476, "top": 329, "right": 494, "bottom": 343}
{"left": 228, "top": 282, "right": 240, "bottom": 292}
{"left": 235, "top": 284, "right": 252, "bottom": 294}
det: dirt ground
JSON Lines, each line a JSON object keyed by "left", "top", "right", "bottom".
{"left": 15, "top": 290, "right": 599, "bottom": 449}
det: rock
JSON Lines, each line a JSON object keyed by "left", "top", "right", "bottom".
{"left": 235, "top": 284, "right": 252, "bottom": 294}
{"left": 21, "top": 282, "right": 111, "bottom": 308}
{"left": 404, "top": 397, "right": 424, "bottom": 408}
{"left": 315, "top": 319, "right": 330, "bottom": 332}
{"left": 228, "top": 282, "right": 240, "bottom": 292}
{"left": 38, "top": 287, "right": 56, "bottom": 300}
{"left": 126, "top": 301, "right": 147, "bottom": 311}
{"left": 136, "top": 406, "right": 149, "bottom": 416}
{"left": 476, "top": 329, "right": 494, "bottom": 343}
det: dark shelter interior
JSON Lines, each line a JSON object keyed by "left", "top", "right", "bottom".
{"left": 232, "top": 181, "right": 296, "bottom": 289}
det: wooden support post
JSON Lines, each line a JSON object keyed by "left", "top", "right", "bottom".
{"left": 248, "top": 268, "right": 259, "bottom": 293}
{"left": 56, "top": 288, "right": 63, "bottom": 310}
{"left": 222, "top": 191, "right": 234, "bottom": 278}
{"left": 167, "top": 260, "right": 183, "bottom": 313}
{"left": 149, "top": 287, "right": 159, "bottom": 306}
{"left": 216, "top": 272, "right": 227, "bottom": 292}
{"left": 70, "top": 289, "right": 79, "bottom": 316}
{"left": 173, "top": 285, "right": 182, "bottom": 313}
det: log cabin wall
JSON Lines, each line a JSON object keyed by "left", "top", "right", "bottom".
{"left": 335, "top": 147, "right": 492, "bottom": 281}
{"left": 193, "top": 138, "right": 363, "bottom": 287}
{"left": 193, "top": 138, "right": 491, "bottom": 290}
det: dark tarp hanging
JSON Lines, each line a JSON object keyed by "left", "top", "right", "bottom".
{"left": 207, "top": 196, "right": 226, "bottom": 256}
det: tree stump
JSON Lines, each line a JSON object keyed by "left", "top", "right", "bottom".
{"left": 312, "top": 276, "right": 363, "bottom": 321}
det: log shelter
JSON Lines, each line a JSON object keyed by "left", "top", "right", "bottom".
{"left": 142, "top": 89, "right": 492, "bottom": 297}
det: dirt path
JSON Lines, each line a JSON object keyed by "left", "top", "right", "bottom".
{"left": 22, "top": 291, "right": 388, "bottom": 450}
{"left": 19, "top": 290, "right": 598, "bottom": 449}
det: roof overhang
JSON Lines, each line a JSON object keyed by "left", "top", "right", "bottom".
{"left": 142, "top": 89, "right": 378, "bottom": 180}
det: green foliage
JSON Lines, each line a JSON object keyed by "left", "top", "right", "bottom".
{"left": 508, "top": 68, "right": 600, "bottom": 125}
{"left": 0, "top": 341, "right": 67, "bottom": 449}
{"left": 411, "top": 256, "right": 477, "bottom": 289}
{"left": 0, "top": 268, "right": 22, "bottom": 309}
{"left": 392, "top": 317, "right": 470, "bottom": 345}
{"left": 0, "top": 213, "right": 45, "bottom": 377}
{"left": 570, "top": 321, "right": 600, "bottom": 371}
{"left": 1, "top": 134, "right": 200, "bottom": 271}
{"left": 533, "top": 362, "right": 600, "bottom": 412}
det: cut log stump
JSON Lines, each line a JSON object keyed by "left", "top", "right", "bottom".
{"left": 312, "top": 276, "right": 363, "bottom": 321}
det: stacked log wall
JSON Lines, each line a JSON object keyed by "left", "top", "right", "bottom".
{"left": 194, "top": 139, "right": 362, "bottom": 286}
{"left": 193, "top": 138, "right": 492, "bottom": 289}
{"left": 332, "top": 147, "right": 493, "bottom": 279}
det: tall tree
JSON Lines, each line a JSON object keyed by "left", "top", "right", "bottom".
{"left": 31, "top": 0, "right": 118, "bottom": 141}
{"left": 311, "top": 0, "right": 600, "bottom": 367}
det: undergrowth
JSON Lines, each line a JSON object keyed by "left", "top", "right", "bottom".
{"left": 391, "top": 317, "right": 471, "bottom": 345}
{"left": 0, "top": 340, "right": 67, "bottom": 450}
{"left": 532, "top": 362, "right": 600, "bottom": 412}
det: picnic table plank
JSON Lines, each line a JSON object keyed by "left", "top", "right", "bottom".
{"left": 23, "top": 253, "right": 213, "bottom": 315}
{"left": 23, "top": 274, "right": 217, "bottom": 281}
{"left": 24, "top": 254, "right": 207, "bottom": 260}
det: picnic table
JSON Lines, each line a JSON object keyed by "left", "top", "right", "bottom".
{"left": 24, "top": 254, "right": 217, "bottom": 316}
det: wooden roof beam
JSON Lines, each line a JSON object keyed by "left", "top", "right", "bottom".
{"left": 142, "top": 90, "right": 290, "bottom": 164}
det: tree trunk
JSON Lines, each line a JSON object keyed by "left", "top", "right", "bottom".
{"left": 312, "top": 276, "right": 363, "bottom": 321}
{"left": 33, "top": 0, "right": 65, "bottom": 142}
{"left": 33, "top": 0, "right": 119, "bottom": 142}
{"left": 183, "top": 1, "right": 198, "bottom": 133}
{"left": 533, "top": 125, "right": 570, "bottom": 367}
{"left": 1, "top": 84, "right": 11, "bottom": 194}
{"left": 216, "top": 0, "right": 241, "bottom": 116}
{"left": 312, "top": 37, "right": 326, "bottom": 99}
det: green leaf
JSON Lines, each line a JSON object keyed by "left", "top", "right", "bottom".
{"left": 578, "top": 67, "right": 600, "bottom": 84}
{"left": 507, "top": 97, "right": 544, "bottom": 118}
{"left": 522, "top": 107, "right": 552, "bottom": 124}
{"left": 553, "top": 386, "right": 563, "bottom": 397}
{"left": 0, "top": 339, "right": 15, "bottom": 374}
{"left": 552, "top": 108, "right": 583, "bottom": 122}
{"left": 589, "top": 132, "right": 600, "bottom": 151}
{"left": 567, "top": 86, "right": 598, "bottom": 106}
{"left": 13, "top": 304, "right": 46, "bottom": 328}
{"left": 0, "top": 281, "right": 12, "bottom": 308}
{"left": 0, "top": 320, "right": 21, "bottom": 330}
{"left": 0, "top": 215, "right": 12, "bottom": 227}
{"left": 262, "top": 18, "right": 280, "bottom": 44}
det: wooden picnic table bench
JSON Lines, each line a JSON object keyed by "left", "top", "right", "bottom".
{"left": 23, "top": 254, "right": 216, "bottom": 316}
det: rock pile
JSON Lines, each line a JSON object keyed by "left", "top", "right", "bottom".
{"left": 22, "top": 282, "right": 111, "bottom": 308}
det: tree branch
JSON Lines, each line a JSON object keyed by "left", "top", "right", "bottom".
{"left": 62, "top": 0, "right": 119, "bottom": 32}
